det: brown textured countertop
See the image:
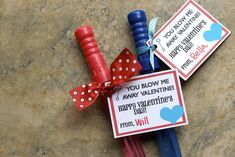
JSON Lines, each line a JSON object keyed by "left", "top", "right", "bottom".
{"left": 0, "top": 0, "right": 234, "bottom": 156}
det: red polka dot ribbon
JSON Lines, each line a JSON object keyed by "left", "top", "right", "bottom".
{"left": 69, "top": 48, "right": 142, "bottom": 111}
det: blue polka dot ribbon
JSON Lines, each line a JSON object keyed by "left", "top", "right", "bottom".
{"left": 136, "top": 17, "right": 158, "bottom": 70}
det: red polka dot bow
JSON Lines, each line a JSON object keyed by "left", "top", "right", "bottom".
{"left": 69, "top": 48, "right": 142, "bottom": 111}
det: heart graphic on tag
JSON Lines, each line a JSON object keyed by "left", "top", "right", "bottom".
{"left": 160, "top": 105, "right": 183, "bottom": 124}
{"left": 203, "top": 23, "right": 222, "bottom": 41}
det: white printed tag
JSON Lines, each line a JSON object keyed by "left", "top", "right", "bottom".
{"left": 108, "top": 70, "right": 188, "bottom": 138}
{"left": 149, "top": 0, "right": 231, "bottom": 80}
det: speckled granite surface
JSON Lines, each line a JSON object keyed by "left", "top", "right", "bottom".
{"left": 0, "top": 0, "right": 234, "bottom": 156}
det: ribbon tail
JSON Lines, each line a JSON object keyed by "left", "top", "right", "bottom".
{"left": 149, "top": 17, "right": 158, "bottom": 34}
{"left": 148, "top": 17, "right": 158, "bottom": 70}
{"left": 150, "top": 49, "right": 155, "bottom": 70}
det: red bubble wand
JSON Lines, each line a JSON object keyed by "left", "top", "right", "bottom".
{"left": 70, "top": 25, "right": 146, "bottom": 157}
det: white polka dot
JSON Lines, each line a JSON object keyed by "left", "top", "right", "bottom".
{"left": 126, "top": 59, "right": 130, "bottom": 63}
{"left": 112, "top": 68, "right": 115, "bottom": 72}
{"left": 126, "top": 67, "right": 128, "bottom": 71}
{"left": 118, "top": 59, "right": 122, "bottom": 63}
{"left": 119, "top": 67, "right": 122, "bottom": 71}
{"left": 94, "top": 90, "right": 98, "bottom": 94}
{"left": 81, "top": 92, "right": 85, "bottom": 95}
{"left": 126, "top": 51, "right": 130, "bottom": 54}
{"left": 133, "top": 60, "right": 137, "bottom": 64}
{"left": 88, "top": 83, "right": 92, "bottom": 86}
{"left": 124, "top": 76, "right": 127, "bottom": 79}
{"left": 80, "top": 105, "right": 84, "bottom": 108}
{"left": 131, "top": 68, "right": 135, "bottom": 72}
{"left": 119, "top": 75, "right": 122, "bottom": 79}
{"left": 82, "top": 85, "right": 86, "bottom": 88}
{"left": 113, "top": 76, "right": 116, "bottom": 80}
{"left": 73, "top": 91, "right": 77, "bottom": 95}
{"left": 73, "top": 99, "right": 76, "bottom": 102}
{"left": 88, "top": 90, "right": 91, "bottom": 93}
{"left": 81, "top": 98, "right": 84, "bottom": 102}
{"left": 88, "top": 97, "right": 92, "bottom": 101}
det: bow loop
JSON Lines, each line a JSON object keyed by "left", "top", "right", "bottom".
{"left": 69, "top": 82, "right": 102, "bottom": 110}
{"left": 69, "top": 48, "right": 142, "bottom": 111}
{"left": 110, "top": 48, "right": 142, "bottom": 86}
